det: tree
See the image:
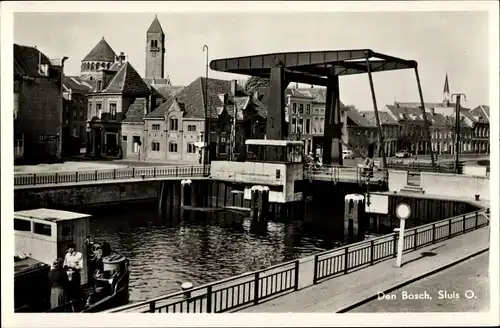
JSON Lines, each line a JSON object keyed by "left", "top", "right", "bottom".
{"left": 245, "top": 76, "right": 270, "bottom": 95}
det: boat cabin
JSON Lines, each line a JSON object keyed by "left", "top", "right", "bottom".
{"left": 14, "top": 208, "right": 91, "bottom": 285}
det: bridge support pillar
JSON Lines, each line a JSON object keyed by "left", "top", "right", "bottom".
{"left": 180, "top": 179, "right": 193, "bottom": 208}
{"left": 323, "top": 75, "right": 343, "bottom": 166}
{"left": 250, "top": 186, "right": 269, "bottom": 222}
{"left": 344, "top": 194, "right": 367, "bottom": 243}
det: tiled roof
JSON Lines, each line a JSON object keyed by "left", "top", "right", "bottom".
{"left": 347, "top": 110, "right": 376, "bottom": 127}
{"left": 147, "top": 16, "right": 164, "bottom": 34}
{"left": 359, "top": 111, "right": 398, "bottom": 125}
{"left": 63, "top": 76, "right": 92, "bottom": 94}
{"left": 395, "top": 101, "right": 456, "bottom": 109}
{"left": 83, "top": 37, "right": 117, "bottom": 62}
{"left": 123, "top": 98, "right": 147, "bottom": 123}
{"left": 170, "top": 77, "right": 245, "bottom": 119}
{"left": 146, "top": 98, "right": 175, "bottom": 119}
{"left": 469, "top": 105, "right": 490, "bottom": 123}
{"left": 150, "top": 84, "right": 184, "bottom": 99}
{"left": 14, "top": 44, "right": 52, "bottom": 77}
{"left": 286, "top": 87, "right": 329, "bottom": 104}
{"left": 102, "top": 61, "right": 150, "bottom": 95}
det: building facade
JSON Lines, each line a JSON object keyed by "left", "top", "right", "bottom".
{"left": 141, "top": 77, "right": 267, "bottom": 163}
{"left": 14, "top": 44, "right": 67, "bottom": 164}
{"left": 62, "top": 76, "right": 92, "bottom": 155}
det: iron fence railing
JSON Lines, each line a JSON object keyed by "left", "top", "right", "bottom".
{"left": 313, "top": 209, "right": 489, "bottom": 283}
{"left": 304, "top": 165, "right": 386, "bottom": 184}
{"left": 211, "top": 170, "right": 283, "bottom": 185}
{"left": 107, "top": 260, "right": 299, "bottom": 313}
{"left": 107, "top": 208, "right": 489, "bottom": 314}
{"left": 14, "top": 165, "right": 210, "bottom": 186}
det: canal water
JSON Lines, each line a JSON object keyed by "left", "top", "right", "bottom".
{"left": 87, "top": 198, "right": 345, "bottom": 302}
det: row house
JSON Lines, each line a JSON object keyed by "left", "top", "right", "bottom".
{"left": 62, "top": 76, "right": 92, "bottom": 156}
{"left": 359, "top": 111, "right": 399, "bottom": 157}
{"left": 140, "top": 77, "right": 267, "bottom": 163}
{"left": 467, "top": 105, "right": 490, "bottom": 153}
{"left": 14, "top": 44, "right": 67, "bottom": 164}
{"left": 285, "top": 87, "right": 347, "bottom": 156}
{"left": 343, "top": 110, "right": 378, "bottom": 157}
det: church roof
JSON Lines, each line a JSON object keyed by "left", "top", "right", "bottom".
{"left": 83, "top": 38, "right": 117, "bottom": 62}
{"left": 102, "top": 61, "right": 150, "bottom": 95}
{"left": 147, "top": 16, "right": 164, "bottom": 34}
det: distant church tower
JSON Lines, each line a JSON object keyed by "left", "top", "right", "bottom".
{"left": 443, "top": 73, "right": 450, "bottom": 104}
{"left": 145, "top": 15, "right": 165, "bottom": 80}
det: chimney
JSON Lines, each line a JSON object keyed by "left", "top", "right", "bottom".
{"left": 231, "top": 79, "right": 237, "bottom": 96}
{"left": 118, "top": 52, "right": 126, "bottom": 64}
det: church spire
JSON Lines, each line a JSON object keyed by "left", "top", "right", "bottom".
{"left": 443, "top": 73, "right": 450, "bottom": 103}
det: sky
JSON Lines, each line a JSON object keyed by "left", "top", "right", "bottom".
{"left": 13, "top": 10, "right": 490, "bottom": 110}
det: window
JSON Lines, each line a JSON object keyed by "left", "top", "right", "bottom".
{"left": 169, "top": 142, "right": 178, "bottom": 152}
{"left": 151, "top": 142, "right": 160, "bottom": 151}
{"left": 80, "top": 126, "right": 85, "bottom": 139}
{"left": 292, "top": 118, "right": 297, "bottom": 133}
{"left": 219, "top": 143, "right": 227, "bottom": 154}
{"left": 187, "top": 125, "right": 196, "bottom": 132}
{"left": 298, "top": 119, "right": 303, "bottom": 132}
{"left": 169, "top": 118, "right": 178, "bottom": 131}
{"left": 88, "top": 102, "right": 93, "bottom": 119}
{"left": 132, "top": 136, "right": 141, "bottom": 153}
{"left": 14, "top": 218, "right": 31, "bottom": 231}
{"left": 80, "top": 108, "right": 85, "bottom": 120}
{"left": 73, "top": 109, "right": 77, "bottom": 120}
{"left": 33, "top": 222, "right": 51, "bottom": 236}
{"left": 187, "top": 143, "right": 196, "bottom": 153}
{"left": 292, "top": 103, "right": 297, "bottom": 114}
{"left": 313, "top": 117, "right": 318, "bottom": 133}
{"left": 96, "top": 103, "right": 102, "bottom": 119}
{"left": 299, "top": 104, "right": 304, "bottom": 114}
{"left": 123, "top": 135, "right": 127, "bottom": 142}
{"left": 315, "top": 108, "right": 319, "bottom": 114}
{"left": 110, "top": 103, "right": 117, "bottom": 120}
{"left": 72, "top": 126, "right": 77, "bottom": 137}
{"left": 305, "top": 119, "right": 310, "bottom": 134}
{"left": 306, "top": 104, "right": 311, "bottom": 115}
{"left": 14, "top": 136, "right": 24, "bottom": 157}
{"left": 97, "top": 80, "right": 102, "bottom": 91}
{"left": 152, "top": 124, "right": 161, "bottom": 131}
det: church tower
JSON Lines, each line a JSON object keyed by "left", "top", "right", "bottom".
{"left": 443, "top": 73, "right": 450, "bottom": 104}
{"left": 145, "top": 15, "right": 165, "bottom": 80}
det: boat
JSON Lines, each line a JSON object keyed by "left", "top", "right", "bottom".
{"left": 14, "top": 208, "right": 130, "bottom": 313}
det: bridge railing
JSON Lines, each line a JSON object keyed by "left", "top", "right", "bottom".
{"left": 14, "top": 165, "right": 210, "bottom": 186}
{"left": 304, "top": 165, "right": 386, "bottom": 184}
{"left": 211, "top": 170, "right": 283, "bottom": 185}
{"left": 107, "top": 260, "right": 300, "bottom": 313}
{"left": 108, "top": 208, "right": 489, "bottom": 314}
{"left": 313, "top": 208, "right": 490, "bottom": 283}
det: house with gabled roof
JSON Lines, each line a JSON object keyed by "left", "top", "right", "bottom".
{"left": 141, "top": 77, "right": 267, "bottom": 163}
{"left": 14, "top": 44, "right": 67, "bottom": 164}
{"left": 359, "top": 111, "right": 399, "bottom": 157}
{"left": 85, "top": 54, "right": 152, "bottom": 158}
{"left": 468, "top": 105, "right": 490, "bottom": 153}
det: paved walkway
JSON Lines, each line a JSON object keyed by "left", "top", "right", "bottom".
{"left": 237, "top": 227, "right": 489, "bottom": 313}
{"left": 350, "top": 251, "right": 490, "bottom": 312}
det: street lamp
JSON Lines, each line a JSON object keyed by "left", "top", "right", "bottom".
{"left": 203, "top": 45, "right": 209, "bottom": 175}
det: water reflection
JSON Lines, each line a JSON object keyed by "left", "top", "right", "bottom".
{"left": 87, "top": 201, "right": 345, "bottom": 301}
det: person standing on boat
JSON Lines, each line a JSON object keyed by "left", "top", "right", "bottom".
{"left": 49, "top": 258, "right": 69, "bottom": 309}
{"left": 64, "top": 243, "right": 84, "bottom": 300}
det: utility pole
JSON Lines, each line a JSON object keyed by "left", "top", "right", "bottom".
{"left": 451, "top": 93, "right": 466, "bottom": 174}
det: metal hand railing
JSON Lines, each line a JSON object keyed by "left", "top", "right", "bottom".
{"left": 14, "top": 165, "right": 210, "bottom": 186}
